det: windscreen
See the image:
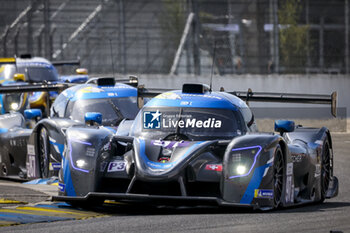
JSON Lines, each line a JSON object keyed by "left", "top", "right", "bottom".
{"left": 131, "top": 107, "right": 245, "bottom": 140}
{"left": 17, "top": 66, "right": 59, "bottom": 82}
{"left": 0, "top": 64, "right": 59, "bottom": 82}
{"left": 65, "top": 97, "right": 139, "bottom": 126}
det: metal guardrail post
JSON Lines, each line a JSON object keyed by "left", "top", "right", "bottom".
{"left": 119, "top": 0, "right": 126, "bottom": 74}
{"left": 345, "top": 0, "right": 349, "bottom": 74}
{"left": 50, "top": 26, "right": 56, "bottom": 60}
{"left": 169, "top": 13, "right": 194, "bottom": 75}
{"left": 273, "top": 0, "right": 279, "bottom": 74}
{"left": 2, "top": 26, "right": 9, "bottom": 57}
{"left": 192, "top": 0, "right": 200, "bottom": 75}
{"left": 44, "top": 0, "right": 51, "bottom": 59}
{"left": 27, "top": 1, "right": 34, "bottom": 54}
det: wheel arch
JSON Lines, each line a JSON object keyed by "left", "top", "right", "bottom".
{"left": 278, "top": 139, "right": 288, "bottom": 166}
{"left": 326, "top": 130, "right": 332, "bottom": 149}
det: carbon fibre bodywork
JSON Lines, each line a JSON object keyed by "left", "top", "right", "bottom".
{"left": 0, "top": 113, "right": 31, "bottom": 178}
{"left": 54, "top": 87, "right": 338, "bottom": 210}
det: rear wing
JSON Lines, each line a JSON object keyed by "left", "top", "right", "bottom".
{"left": 137, "top": 85, "right": 170, "bottom": 108}
{"left": 0, "top": 57, "right": 16, "bottom": 65}
{"left": 51, "top": 60, "right": 80, "bottom": 66}
{"left": 0, "top": 83, "right": 73, "bottom": 94}
{"left": 137, "top": 85, "right": 337, "bottom": 117}
{"left": 0, "top": 76, "right": 139, "bottom": 94}
{"left": 228, "top": 89, "right": 337, "bottom": 117}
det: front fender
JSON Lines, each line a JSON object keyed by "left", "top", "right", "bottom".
{"left": 26, "top": 118, "right": 82, "bottom": 179}
{"left": 61, "top": 126, "right": 114, "bottom": 197}
{"left": 221, "top": 134, "right": 292, "bottom": 208}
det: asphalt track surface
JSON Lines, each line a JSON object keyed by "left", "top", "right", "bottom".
{"left": 0, "top": 133, "right": 349, "bottom": 233}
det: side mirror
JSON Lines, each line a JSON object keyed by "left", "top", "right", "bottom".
{"left": 24, "top": 109, "right": 42, "bottom": 121}
{"left": 76, "top": 68, "right": 88, "bottom": 75}
{"left": 85, "top": 112, "right": 102, "bottom": 126}
{"left": 274, "top": 120, "right": 295, "bottom": 134}
{"left": 13, "top": 73, "right": 26, "bottom": 82}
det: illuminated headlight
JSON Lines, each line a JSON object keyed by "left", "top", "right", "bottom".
{"left": 10, "top": 102, "right": 19, "bottom": 110}
{"left": 3, "top": 93, "right": 24, "bottom": 112}
{"left": 76, "top": 159, "right": 86, "bottom": 168}
{"left": 236, "top": 165, "right": 247, "bottom": 175}
{"left": 228, "top": 145, "right": 262, "bottom": 179}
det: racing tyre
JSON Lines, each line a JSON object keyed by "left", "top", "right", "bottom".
{"left": 38, "top": 127, "right": 50, "bottom": 178}
{"left": 320, "top": 138, "right": 331, "bottom": 202}
{"left": 273, "top": 145, "right": 284, "bottom": 208}
{"left": 0, "top": 163, "right": 8, "bottom": 177}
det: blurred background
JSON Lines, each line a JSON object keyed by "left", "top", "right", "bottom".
{"left": 0, "top": 0, "right": 349, "bottom": 131}
{"left": 0, "top": 0, "right": 348, "bottom": 75}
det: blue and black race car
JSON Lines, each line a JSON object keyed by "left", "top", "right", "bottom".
{"left": 25, "top": 79, "right": 139, "bottom": 179}
{"left": 0, "top": 78, "right": 139, "bottom": 179}
{"left": 0, "top": 109, "right": 41, "bottom": 179}
{"left": 54, "top": 83, "right": 338, "bottom": 210}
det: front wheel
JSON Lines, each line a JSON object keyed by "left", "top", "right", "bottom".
{"left": 38, "top": 127, "right": 50, "bottom": 178}
{"left": 273, "top": 145, "right": 284, "bottom": 208}
{"left": 320, "top": 138, "right": 331, "bottom": 202}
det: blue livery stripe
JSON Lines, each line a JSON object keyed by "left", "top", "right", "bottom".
{"left": 239, "top": 163, "right": 272, "bottom": 204}
{"left": 49, "top": 140, "right": 64, "bottom": 159}
{"left": 63, "top": 154, "right": 77, "bottom": 196}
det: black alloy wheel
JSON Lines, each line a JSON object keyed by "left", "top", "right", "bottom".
{"left": 39, "top": 127, "right": 50, "bottom": 178}
{"left": 320, "top": 139, "right": 331, "bottom": 202}
{"left": 273, "top": 146, "right": 284, "bottom": 208}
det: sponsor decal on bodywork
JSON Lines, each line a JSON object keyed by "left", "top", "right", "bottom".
{"left": 103, "top": 141, "right": 111, "bottom": 151}
{"left": 254, "top": 189, "right": 273, "bottom": 198}
{"left": 291, "top": 153, "right": 306, "bottom": 163}
{"left": 315, "top": 164, "right": 321, "bottom": 177}
{"left": 143, "top": 110, "right": 162, "bottom": 129}
{"left": 151, "top": 140, "right": 190, "bottom": 148}
{"left": 49, "top": 162, "right": 61, "bottom": 171}
{"left": 58, "top": 183, "right": 66, "bottom": 192}
{"left": 285, "top": 162, "right": 294, "bottom": 204}
{"left": 27, "top": 144, "right": 35, "bottom": 155}
{"left": 155, "top": 92, "right": 181, "bottom": 100}
{"left": 26, "top": 145, "right": 37, "bottom": 178}
{"left": 143, "top": 110, "right": 222, "bottom": 129}
{"left": 107, "top": 161, "right": 126, "bottom": 172}
{"left": 205, "top": 164, "right": 223, "bottom": 172}
{"left": 86, "top": 147, "right": 95, "bottom": 157}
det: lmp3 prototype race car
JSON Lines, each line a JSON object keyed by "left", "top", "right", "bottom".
{"left": 0, "top": 77, "right": 139, "bottom": 180}
{"left": 54, "top": 83, "right": 338, "bottom": 210}
{"left": 0, "top": 55, "right": 87, "bottom": 115}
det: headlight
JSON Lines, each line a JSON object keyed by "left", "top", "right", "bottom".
{"left": 76, "top": 159, "right": 87, "bottom": 168}
{"left": 228, "top": 145, "right": 262, "bottom": 179}
{"left": 3, "top": 93, "right": 25, "bottom": 112}
{"left": 236, "top": 165, "right": 247, "bottom": 175}
{"left": 10, "top": 102, "right": 19, "bottom": 110}
{"left": 67, "top": 137, "right": 93, "bottom": 173}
